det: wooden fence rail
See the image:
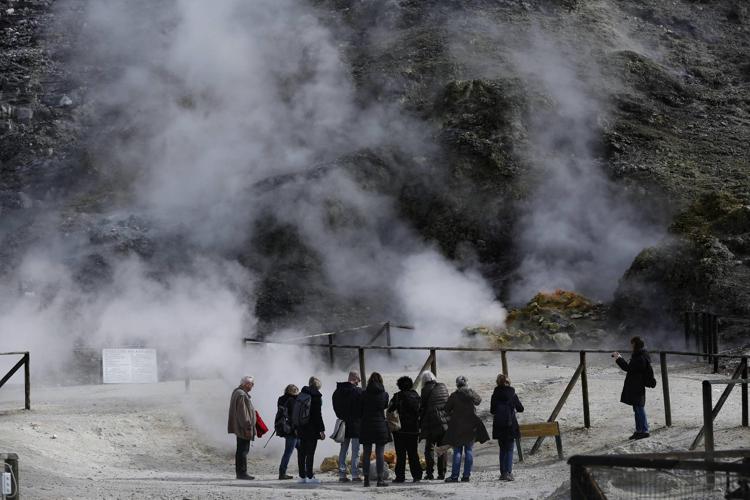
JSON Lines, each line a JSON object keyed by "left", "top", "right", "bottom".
{"left": 244, "top": 338, "right": 750, "bottom": 455}
{"left": 0, "top": 351, "right": 30, "bottom": 410}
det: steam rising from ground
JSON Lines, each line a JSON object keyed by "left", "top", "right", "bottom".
{"left": 1, "top": 0, "right": 506, "bottom": 385}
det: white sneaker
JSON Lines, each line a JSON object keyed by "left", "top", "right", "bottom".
{"left": 297, "top": 478, "right": 308, "bottom": 484}
{"left": 307, "top": 477, "right": 321, "bottom": 484}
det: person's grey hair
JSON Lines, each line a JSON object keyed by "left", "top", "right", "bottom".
{"left": 240, "top": 376, "right": 254, "bottom": 386}
{"left": 309, "top": 376, "right": 322, "bottom": 390}
{"left": 348, "top": 371, "right": 360, "bottom": 382}
{"left": 421, "top": 371, "right": 436, "bottom": 384}
{"left": 456, "top": 375, "right": 468, "bottom": 388}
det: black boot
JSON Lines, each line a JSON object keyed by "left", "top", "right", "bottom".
{"left": 363, "top": 476, "right": 370, "bottom": 487}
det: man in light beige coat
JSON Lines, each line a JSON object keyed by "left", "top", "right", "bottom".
{"left": 228, "top": 375, "right": 256, "bottom": 479}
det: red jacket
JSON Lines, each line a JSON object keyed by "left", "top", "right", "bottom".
{"left": 255, "top": 411, "right": 269, "bottom": 438}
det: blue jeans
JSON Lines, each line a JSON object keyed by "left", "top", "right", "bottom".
{"left": 498, "top": 439, "right": 514, "bottom": 475}
{"left": 338, "top": 437, "right": 360, "bottom": 478}
{"left": 633, "top": 405, "right": 649, "bottom": 433}
{"left": 450, "top": 443, "right": 473, "bottom": 479}
{"left": 279, "top": 436, "right": 298, "bottom": 474}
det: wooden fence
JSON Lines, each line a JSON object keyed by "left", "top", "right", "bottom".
{"left": 243, "top": 337, "right": 749, "bottom": 457}
{"left": 0, "top": 351, "right": 30, "bottom": 410}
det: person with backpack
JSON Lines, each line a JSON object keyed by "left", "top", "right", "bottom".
{"left": 443, "top": 375, "right": 485, "bottom": 483}
{"left": 359, "top": 371, "right": 390, "bottom": 487}
{"left": 275, "top": 384, "right": 299, "bottom": 480}
{"left": 332, "top": 370, "right": 363, "bottom": 482}
{"left": 295, "top": 377, "right": 325, "bottom": 484}
{"left": 419, "top": 371, "right": 449, "bottom": 480}
{"left": 491, "top": 374, "right": 524, "bottom": 481}
{"left": 388, "top": 375, "right": 422, "bottom": 483}
{"left": 227, "top": 375, "right": 256, "bottom": 480}
{"left": 613, "top": 336, "right": 655, "bottom": 440}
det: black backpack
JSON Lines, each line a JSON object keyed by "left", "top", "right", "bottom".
{"left": 645, "top": 361, "right": 657, "bottom": 389}
{"left": 291, "top": 392, "right": 312, "bottom": 429}
{"left": 494, "top": 400, "right": 515, "bottom": 427}
{"left": 274, "top": 403, "right": 293, "bottom": 437}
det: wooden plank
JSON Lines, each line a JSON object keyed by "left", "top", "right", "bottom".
{"left": 516, "top": 437, "right": 524, "bottom": 462}
{"left": 413, "top": 352, "right": 435, "bottom": 391}
{"left": 0, "top": 356, "right": 26, "bottom": 389}
{"left": 690, "top": 361, "right": 744, "bottom": 450}
{"left": 385, "top": 322, "right": 392, "bottom": 358}
{"left": 530, "top": 363, "right": 582, "bottom": 455}
{"left": 520, "top": 422, "right": 560, "bottom": 437}
{"left": 555, "top": 434, "right": 564, "bottom": 460}
{"left": 702, "top": 380, "right": 715, "bottom": 488}
{"left": 24, "top": 352, "right": 30, "bottom": 410}
{"left": 501, "top": 350, "right": 508, "bottom": 377}
{"left": 358, "top": 348, "right": 366, "bottom": 387}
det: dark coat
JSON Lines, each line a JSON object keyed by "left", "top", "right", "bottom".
{"left": 617, "top": 349, "right": 651, "bottom": 406}
{"left": 298, "top": 385, "right": 325, "bottom": 440}
{"left": 419, "top": 381, "right": 449, "bottom": 439}
{"left": 490, "top": 385, "right": 524, "bottom": 441}
{"left": 359, "top": 381, "right": 390, "bottom": 445}
{"left": 444, "top": 387, "right": 485, "bottom": 447}
{"left": 276, "top": 393, "right": 296, "bottom": 438}
{"left": 388, "top": 389, "right": 421, "bottom": 435}
{"left": 332, "top": 381, "right": 363, "bottom": 438}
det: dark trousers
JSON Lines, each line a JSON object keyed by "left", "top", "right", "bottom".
{"left": 424, "top": 434, "right": 446, "bottom": 478}
{"left": 235, "top": 437, "right": 250, "bottom": 476}
{"left": 393, "top": 433, "right": 422, "bottom": 481}
{"left": 298, "top": 438, "right": 318, "bottom": 479}
{"left": 362, "top": 442, "right": 385, "bottom": 480}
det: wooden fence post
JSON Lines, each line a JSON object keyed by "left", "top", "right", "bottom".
{"left": 24, "top": 352, "right": 30, "bottom": 410}
{"left": 328, "top": 334, "right": 335, "bottom": 368}
{"left": 580, "top": 351, "right": 590, "bottom": 429}
{"left": 358, "top": 348, "right": 366, "bottom": 386}
{"left": 430, "top": 349, "right": 437, "bottom": 377}
{"left": 660, "top": 352, "right": 671, "bottom": 427}
{"left": 702, "top": 380, "right": 715, "bottom": 488}
{"left": 501, "top": 350, "right": 508, "bottom": 378}
{"left": 385, "top": 322, "right": 392, "bottom": 358}
{"left": 530, "top": 363, "right": 583, "bottom": 455}
{"left": 742, "top": 357, "right": 748, "bottom": 428}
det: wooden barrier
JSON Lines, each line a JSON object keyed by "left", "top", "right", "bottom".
{"left": 0, "top": 351, "right": 30, "bottom": 410}
{"left": 517, "top": 421, "right": 564, "bottom": 461}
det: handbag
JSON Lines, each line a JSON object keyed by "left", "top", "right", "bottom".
{"left": 386, "top": 408, "right": 401, "bottom": 432}
{"left": 331, "top": 418, "right": 346, "bottom": 443}
{"left": 255, "top": 410, "right": 269, "bottom": 438}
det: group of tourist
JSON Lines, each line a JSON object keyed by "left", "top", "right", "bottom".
{"left": 227, "top": 336, "right": 654, "bottom": 487}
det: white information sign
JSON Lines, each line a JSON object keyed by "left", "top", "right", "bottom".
{"left": 102, "top": 349, "right": 158, "bottom": 384}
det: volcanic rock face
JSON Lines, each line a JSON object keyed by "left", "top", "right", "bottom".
{"left": 0, "top": 0, "right": 749, "bottom": 349}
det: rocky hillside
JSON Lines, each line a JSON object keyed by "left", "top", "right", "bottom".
{"left": 1, "top": 0, "right": 748, "bottom": 346}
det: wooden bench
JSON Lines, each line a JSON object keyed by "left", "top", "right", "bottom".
{"left": 515, "top": 422, "right": 564, "bottom": 462}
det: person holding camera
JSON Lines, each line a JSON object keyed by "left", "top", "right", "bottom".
{"left": 613, "top": 336, "right": 655, "bottom": 440}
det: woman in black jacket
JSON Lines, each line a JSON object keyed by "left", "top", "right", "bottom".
{"left": 297, "top": 377, "right": 325, "bottom": 484}
{"left": 614, "top": 336, "right": 653, "bottom": 440}
{"left": 276, "top": 384, "right": 299, "bottom": 480}
{"left": 491, "top": 374, "right": 524, "bottom": 481}
{"left": 359, "top": 372, "right": 390, "bottom": 487}
{"left": 388, "top": 376, "right": 422, "bottom": 483}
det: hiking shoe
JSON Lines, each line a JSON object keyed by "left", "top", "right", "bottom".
{"left": 506, "top": 473, "right": 515, "bottom": 481}
{"left": 437, "top": 475, "right": 445, "bottom": 480}
{"left": 377, "top": 480, "right": 389, "bottom": 487}
{"left": 461, "top": 477, "right": 470, "bottom": 482}
{"left": 634, "top": 432, "right": 650, "bottom": 440}
{"left": 445, "top": 477, "right": 459, "bottom": 483}
{"left": 413, "top": 478, "right": 422, "bottom": 483}
{"left": 364, "top": 477, "right": 370, "bottom": 487}
{"left": 393, "top": 478, "right": 405, "bottom": 483}
{"left": 338, "top": 477, "right": 351, "bottom": 483}
{"left": 500, "top": 473, "right": 509, "bottom": 481}
{"left": 236, "top": 474, "right": 254, "bottom": 480}
{"left": 279, "top": 474, "right": 293, "bottom": 480}
{"left": 423, "top": 474, "right": 434, "bottom": 480}
{"left": 628, "top": 433, "right": 638, "bottom": 440}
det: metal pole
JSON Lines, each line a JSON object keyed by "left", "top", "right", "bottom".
{"left": 430, "top": 349, "right": 437, "bottom": 377}
{"left": 702, "top": 380, "right": 715, "bottom": 487}
{"left": 580, "top": 351, "right": 590, "bottom": 428}
{"left": 385, "top": 322, "right": 392, "bottom": 358}
{"left": 660, "top": 352, "right": 671, "bottom": 427}
{"left": 358, "top": 348, "right": 366, "bottom": 386}
{"left": 742, "top": 357, "right": 748, "bottom": 427}
{"left": 501, "top": 350, "right": 508, "bottom": 377}
{"left": 24, "top": 352, "right": 30, "bottom": 411}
